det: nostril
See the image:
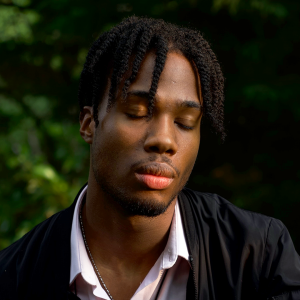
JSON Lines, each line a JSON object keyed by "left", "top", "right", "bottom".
{"left": 146, "top": 145, "right": 175, "bottom": 155}
{"left": 165, "top": 149, "right": 174, "bottom": 155}
{"left": 149, "top": 146, "right": 160, "bottom": 153}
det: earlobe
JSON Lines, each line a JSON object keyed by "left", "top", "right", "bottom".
{"left": 79, "top": 106, "right": 95, "bottom": 144}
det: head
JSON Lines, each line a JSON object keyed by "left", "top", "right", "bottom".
{"left": 79, "top": 16, "right": 225, "bottom": 217}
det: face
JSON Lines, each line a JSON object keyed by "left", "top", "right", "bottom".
{"left": 81, "top": 51, "right": 203, "bottom": 217}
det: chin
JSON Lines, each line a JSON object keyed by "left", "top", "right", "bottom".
{"left": 117, "top": 196, "right": 175, "bottom": 217}
{"left": 101, "top": 181, "right": 178, "bottom": 217}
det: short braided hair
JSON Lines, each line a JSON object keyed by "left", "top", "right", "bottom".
{"left": 78, "top": 16, "right": 226, "bottom": 140}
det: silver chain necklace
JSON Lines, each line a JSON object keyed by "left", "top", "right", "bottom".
{"left": 79, "top": 199, "right": 115, "bottom": 300}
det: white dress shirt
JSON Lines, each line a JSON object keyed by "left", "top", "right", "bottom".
{"left": 69, "top": 186, "right": 190, "bottom": 300}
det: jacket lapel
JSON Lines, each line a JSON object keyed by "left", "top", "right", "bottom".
{"left": 178, "top": 188, "right": 212, "bottom": 300}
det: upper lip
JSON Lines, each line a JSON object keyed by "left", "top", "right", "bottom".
{"left": 135, "top": 162, "right": 176, "bottom": 178}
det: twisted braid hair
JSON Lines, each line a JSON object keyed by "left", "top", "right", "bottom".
{"left": 78, "top": 16, "right": 226, "bottom": 140}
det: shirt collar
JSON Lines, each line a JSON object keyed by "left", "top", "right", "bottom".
{"left": 161, "top": 199, "right": 189, "bottom": 269}
{"left": 132, "top": 199, "right": 190, "bottom": 295}
{"left": 70, "top": 185, "right": 87, "bottom": 286}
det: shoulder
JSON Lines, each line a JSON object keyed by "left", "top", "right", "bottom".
{"left": 179, "top": 191, "right": 300, "bottom": 298}
{"left": 0, "top": 205, "right": 73, "bottom": 297}
{"left": 179, "top": 188, "right": 284, "bottom": 242}
{"left": 180, "top": 187, "right": 274, "bottom": 222}
{"left": 0, "top": 209, "right": 65, "bottom": 268}
{"left": 0, "top": 185, "right": 85, "bottom": 299}
{"left": 0, "top": 184, "right": 85, "bottom": 271}
{"left": 0, "top": 211, "right": 63, "bottom": 298}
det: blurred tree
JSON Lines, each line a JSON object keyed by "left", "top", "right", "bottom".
{"left": 0, "top": 0, "right": 299, "bottom": 250}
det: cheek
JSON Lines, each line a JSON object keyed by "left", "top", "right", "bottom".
{"left": 177, "top": 132, "right": 200, "bottom": 172}
{"left": 96, "top": 115, "right": 144, "bottom": 158}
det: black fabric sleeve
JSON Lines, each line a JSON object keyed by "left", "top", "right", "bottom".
{"left": 260, "top": 218, "right": 300, "bottom": 300}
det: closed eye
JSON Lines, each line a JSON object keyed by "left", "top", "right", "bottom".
{"left": 126, "top": 113, "right": 148, "bottom": 119}
{"left": 175, "top": 116, "right": 196, "bottom": 131}
{"left": 175, "top": 122, "right": 194, "bottom": 130}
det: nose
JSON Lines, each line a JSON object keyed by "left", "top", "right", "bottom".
{"left": 143, "top": 116, "right": 178, "bottom": 155}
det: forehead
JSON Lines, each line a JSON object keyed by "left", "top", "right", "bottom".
{"left": 127, "top": 51, "right": 202, "bottom": 105}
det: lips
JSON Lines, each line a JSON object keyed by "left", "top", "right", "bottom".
{"left": 134, "top": 162, "right": 175, "bottom": 190}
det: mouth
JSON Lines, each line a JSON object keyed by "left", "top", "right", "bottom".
{"left": 134, "top": 162, "right": 175, "bottom": 190}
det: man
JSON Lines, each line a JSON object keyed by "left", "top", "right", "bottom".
{"left": 0, "top": 16, "right": 299, "bottom": 300}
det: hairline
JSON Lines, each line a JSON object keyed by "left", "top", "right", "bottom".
{"left": 93, "top": 47, "right": 202, "bottom": 113}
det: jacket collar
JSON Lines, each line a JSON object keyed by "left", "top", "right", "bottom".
{"left": 178, "top": 189, "right": 199, "bottom": 300}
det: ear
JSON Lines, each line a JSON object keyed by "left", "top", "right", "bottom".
{"left": 79, "top": 106, "right": 95, "bottom": 144}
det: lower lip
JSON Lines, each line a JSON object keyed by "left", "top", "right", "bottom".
{"left": 135, "top": 174, "right": 173, "bottom": 190}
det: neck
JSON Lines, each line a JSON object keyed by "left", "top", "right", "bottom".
{"left": 82, "top": 173, "right": 176, "bottom": 275}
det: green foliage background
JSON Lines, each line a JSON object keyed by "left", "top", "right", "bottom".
{"left": 0, "top": 0, "right": 299, "bottom": 250}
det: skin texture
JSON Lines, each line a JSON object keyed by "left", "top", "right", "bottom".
{"left": 79, "top": 51, "right": 202, "bottom": 300}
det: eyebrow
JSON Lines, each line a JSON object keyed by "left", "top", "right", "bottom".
{"left": 179, "top": 100, "right": 202, "bottom": 110}
{"left": 127, "top": 90, "right": 202, "bottom": 110}
{"left": 127, "top": 90, "right": 149, "bottom": 99}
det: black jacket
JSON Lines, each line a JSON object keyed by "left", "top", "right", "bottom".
{"left": 1, "top": 185, "right": 300, "bottom": 300}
